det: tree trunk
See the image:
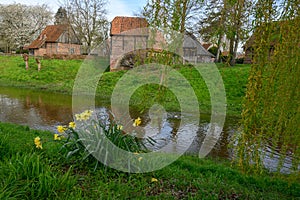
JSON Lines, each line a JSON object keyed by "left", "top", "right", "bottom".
{"left": 36, "top": 58, "right": 41, "bottom": 71}
{"left": 23, "top": 53, "right": 29, "bottom": 70}
{"left": 228, "top": 37, "right": 235, "bottom": 66}
{"left": 180, "top": 0, "right": 188, "bottom": 34}
{"left": 231, "top": 0, "right": 245, "bottom": 66}
{"left": 216, "top": 33, "right": 223, "bottom": 63}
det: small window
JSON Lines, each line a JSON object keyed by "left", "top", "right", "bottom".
{"left": 70, "top": 48, "right": 75, "bottom": 54}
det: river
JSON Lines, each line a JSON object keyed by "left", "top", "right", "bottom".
{"left": 0, "top": 86, "right": 297, "bottom": 173}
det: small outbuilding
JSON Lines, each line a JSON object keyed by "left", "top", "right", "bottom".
{"left": 183, "top": 33, "right": 215, "bottom": 63}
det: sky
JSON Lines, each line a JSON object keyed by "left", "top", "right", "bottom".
{"left": 0, "top": 0, "right": 147, "bottom": 21}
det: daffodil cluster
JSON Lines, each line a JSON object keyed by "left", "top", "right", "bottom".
{"left": 75, "top": 110, "right": 93, "bottom": 121}
{"left": 54, "top": 121, "right": 76, "bottom": 140}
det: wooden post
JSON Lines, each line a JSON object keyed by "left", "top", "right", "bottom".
{"left": 35, "top": 58, "right": 41, "bottom": 71}
{"left": 22, "top": 53, "right": 29, "bottom": 70}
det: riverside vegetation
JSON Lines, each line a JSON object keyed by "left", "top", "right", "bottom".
{"left": 0, "top": 122, "right": 299, "bottom": 199}
{"left": 0, "top": 55, "right": 299, "bottom": 199}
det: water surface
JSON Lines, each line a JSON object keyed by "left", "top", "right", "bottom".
{"left": 0, "top": 86, "right": 297, "bottom": 173}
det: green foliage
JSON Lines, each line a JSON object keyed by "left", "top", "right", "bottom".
{"left": 0, "top": 135, "right": 10, "bottom": 161}
{"left": 0, "top": 122, "right": 77, "bottom": 199}
{"left": 0, "top": 122, "right": 299, "bottom": 199}
{"left": 235, "top": 2, "right": 300, "bottom": 174}
{"left": 0, "top": 153, "right": 76, "bottom": 199}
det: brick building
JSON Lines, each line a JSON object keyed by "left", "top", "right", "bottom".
{"left": 109, "top": 16, "right": 150, "bottom": 70}
{"left": 26, "top": 25, "right": 81, "bottom": 56}
{"left": 26, "top": 7, "right": 81, "bottom": 57}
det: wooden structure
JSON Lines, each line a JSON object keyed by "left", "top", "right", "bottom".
{"left": 183, "top": 33, "right": 215, "bottom": 63}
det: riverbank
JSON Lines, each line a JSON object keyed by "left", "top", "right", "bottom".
{"left": 0, "top": 55, "right": 249, "bottom": 116}
{"left": 0, "top": 122, "right": 299, "bottom": 199}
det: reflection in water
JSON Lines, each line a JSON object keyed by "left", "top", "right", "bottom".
{"left": 0, "top": 86, "right": 298, "bottom": 173}
{"left": 0, "top": 87, "right": 73, "bottom": 131}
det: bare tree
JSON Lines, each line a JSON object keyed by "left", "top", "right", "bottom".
{"left": 0, "top": 3, "right": 52, "bottom": 52}
{"left": 60, "top": 0, "right": 109, "bottom": 53}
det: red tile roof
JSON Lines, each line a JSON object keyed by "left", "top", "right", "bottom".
{"left": 27, "top": 24, "right": 70, "bottom": 49}
{"left": 110, "top": 16, "right": 148, "bottom": 35}
{"left": 202, "top": 43, "right": 212, "bottom": 50}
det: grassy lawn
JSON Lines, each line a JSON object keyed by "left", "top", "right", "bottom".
{"left": 0, "top": 122, "right": 299, "bottom": 199}
{"left": 0, "top": 55, "right": 249, "bottom": 116}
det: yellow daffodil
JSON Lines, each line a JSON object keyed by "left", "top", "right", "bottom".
{"left": 151, "top": 178, "right": 158, "bottom": 182}
{"left": 117, "top": 125, "right": 123, "bottom": 130}
{"left": 75, "top": 113, "right": 83, "bottom": 121}
{"left": 84, "top": 110, "right": 93, "bottom": 116}
{"left": 81, "top": 113, "right": 90, "bottom": 121}
{"left": 76, "top": 110, "right": 93, "bottom": 121}
{"left": 57, "top": 125, "right": 67, "bottom": 133}
{"left": 34, "top": 137, "right": 42, "bottom": 149}
{"left": 133, "top": 117, "right": 142, "bottom": 127}
{"left": 69, "top": 122, "right": 76, "bottom": 129}
{"left": 133, "top": 152, "right": 139, "bottom": 155}
{"left": 54, "top": 134, "right": 61, "bottom": 141}
{"left": 138, "top": 157, "right": 143, "bottom": 162}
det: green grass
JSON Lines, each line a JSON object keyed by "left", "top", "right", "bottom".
{"left": 0, "top": 122, "right": 299, "bottom": 199}
{"left": 0, "top": 55, "right": 82, "bottom": 93}
{"left": 0, "top": 55, "right": 249, "bottom": 115}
